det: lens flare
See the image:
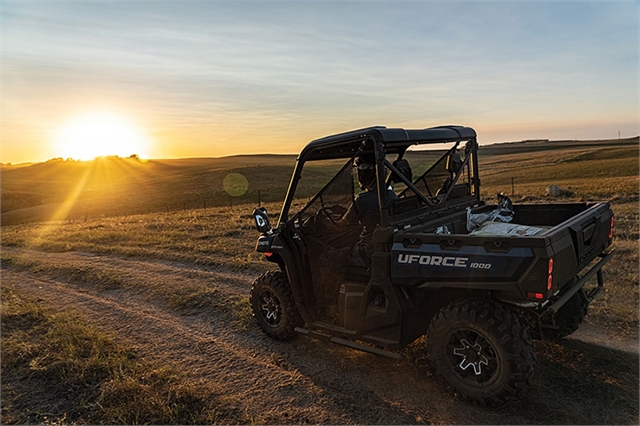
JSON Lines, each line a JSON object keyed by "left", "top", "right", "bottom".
{"left": 223, "top": 173, "right": 249, "bottom": 197}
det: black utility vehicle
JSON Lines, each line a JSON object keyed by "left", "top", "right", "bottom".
{"left": 250, "top": 125, "right": 615, "bottom": 403}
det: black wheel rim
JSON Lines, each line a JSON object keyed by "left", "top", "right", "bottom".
{"left": 259, "top": 290, "right": 283, "bottom": 328}
{"left": 445, "top": 328, "right": 500, "bottom": 385}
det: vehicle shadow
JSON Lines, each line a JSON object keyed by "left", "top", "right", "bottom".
{"left": 281, "top": 333, "right": 639, "bottom": 425}
{"left": 509, "top": 338, "right": 639, "bottom": 425}
{"left": 431, "top": 336, "right": 639, "bottom": 425}
{"left": 277, "top": 338, "right": 424, "bottom": 424}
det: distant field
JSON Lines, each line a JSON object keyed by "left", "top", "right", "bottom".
{"left": 2, "top": 137, "right": 637, "bottom": 226}
{"left": 479, "top": 146, "right": 638, "bottom": 200}
{"left": 1, "top": 154, "right": 294, "bottom": 226}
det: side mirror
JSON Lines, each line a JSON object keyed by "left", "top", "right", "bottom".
{"left": 253, "top": 208, "right": 271, "bottom": 233}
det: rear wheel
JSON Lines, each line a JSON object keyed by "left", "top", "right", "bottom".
{"left": 543, "top": 288, "right": 589, "bottom": 340}
{"left": 427, "top": 298, "right": 535, "bottom": 404}
{"left": 251, "top": 271, "right": 303, "bottom": 340}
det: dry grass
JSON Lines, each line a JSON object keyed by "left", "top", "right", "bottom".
{"left": 0, "top": 250, "right": 253, "bottom": 331}
{"left": 1, "top": 285, "right": 252, "bottom": 425}
{"left": 478, "top": 145, "right": 638, "bottom": 200}
{"left": 2, "top": 204, "right": 275, "bottom": 272}
{"left": 588, "top": 202, "right": 639, "bottom": 330}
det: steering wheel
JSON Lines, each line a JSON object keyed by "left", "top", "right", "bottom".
{"left": 316, "top": 206, "right": 338, "bottom": 225}
{"left": 318, "top": 204, "right": 348, "bottom": 224}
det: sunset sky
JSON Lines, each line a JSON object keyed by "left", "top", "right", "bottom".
{"left": 2, "top": 1, "right": 638, "bottom": 164}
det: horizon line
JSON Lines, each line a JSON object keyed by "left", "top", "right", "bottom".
{"left": 2, "top": 135, "right": 638, "bottom": 167}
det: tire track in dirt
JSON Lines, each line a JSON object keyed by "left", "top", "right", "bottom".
{"left": 2, "top": 246, "right": 255, "bottom": 296}
{"left": 2, "top": 270, "right": 369, "bottom": 424}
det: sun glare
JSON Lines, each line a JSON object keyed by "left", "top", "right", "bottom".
{"left": 54, "top": 112, "right": 150, "bottom": 160}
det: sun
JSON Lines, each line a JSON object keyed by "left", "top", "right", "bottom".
{"left": 54, "top": 112, "right": 150, "bottom": 160}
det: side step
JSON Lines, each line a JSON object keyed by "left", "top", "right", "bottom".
{"left": 295, "top": 327, "right": 404, "bottom": 360}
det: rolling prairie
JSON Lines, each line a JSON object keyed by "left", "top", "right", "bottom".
{"left": 1, "top": 137, "right": 638, "bottom": 424}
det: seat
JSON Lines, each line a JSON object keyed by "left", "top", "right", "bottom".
{"left": 390, "top": 159, "right": 413, "bottom": 183}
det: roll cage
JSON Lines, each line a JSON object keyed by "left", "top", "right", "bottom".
{"left": 279, "top": 125, "right": 480, "bottom": 229}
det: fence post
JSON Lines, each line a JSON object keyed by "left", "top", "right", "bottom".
{"left": 511, "top": 177, "right": 515, "bottom": 196}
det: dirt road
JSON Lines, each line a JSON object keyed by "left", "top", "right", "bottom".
{"left": 2, "top": 247, "right": 638, "bottom": 424}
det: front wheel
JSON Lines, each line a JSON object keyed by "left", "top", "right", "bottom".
{"left": 426, "top": 298, "right": 535, "bottom": 404}
{"left": 250, "top": 271, "right": 304, "bottom": 340}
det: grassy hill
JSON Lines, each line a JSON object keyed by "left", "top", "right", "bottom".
{"left": 477, "top": 138, "right": 638, "bottom": 200}
{"left": 1, "top": 155, "right": 296, "bottom": 225}
{"left": 2, "top": 137, "right": 638, "bottom": 226}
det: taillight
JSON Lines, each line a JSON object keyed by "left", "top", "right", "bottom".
{"left": 264, "top": 252, "right": 273, "bottom": 258}
{"left": 609, "top": 216, "right": 615, "bottom": 239}
{"left": 529, "top": 258, "right": 554, "bottom": 300}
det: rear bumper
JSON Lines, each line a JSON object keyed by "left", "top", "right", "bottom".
{"left": 546, "top": 249, "right": 616, "bottom": 315}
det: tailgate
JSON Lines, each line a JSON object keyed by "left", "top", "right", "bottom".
{"left": 545, "top": 202, "right": 614, "bottom": 289}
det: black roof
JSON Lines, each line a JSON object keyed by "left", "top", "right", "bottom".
{"left": 299, "top": 125, "right": 476, "bottom": 162}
